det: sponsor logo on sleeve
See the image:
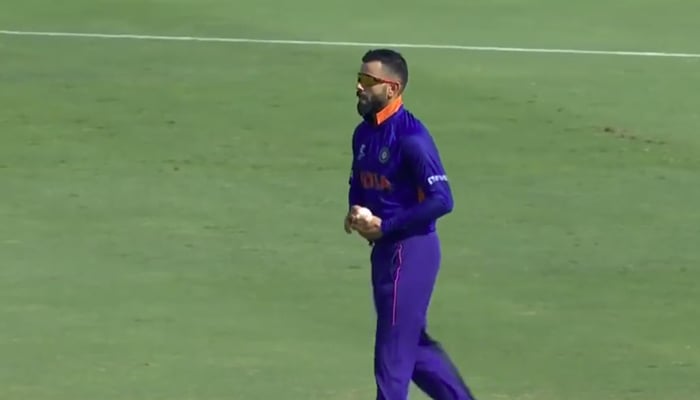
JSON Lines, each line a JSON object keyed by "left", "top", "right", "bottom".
{"left": 427, "top": 174, "right": 448, "bottom": 185}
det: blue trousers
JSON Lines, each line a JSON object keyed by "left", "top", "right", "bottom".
{"left": 370, "top": 232, "right": 476, "bottom": 400}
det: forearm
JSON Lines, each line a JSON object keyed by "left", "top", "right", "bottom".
{"left": 348, "top": 172, "right": 362, "bottom": 207}
{"left": 380, "top": 193, "right": 452, "bottom": 235}
{"left": 349, "top": 187, "right": 362, "bottom": 208}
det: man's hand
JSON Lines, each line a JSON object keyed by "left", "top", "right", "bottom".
{"left": 352, "top": 215, "right": 383, "bottom": 241}
{"left": 344, "top": 205, "right": 362, "bottom": 234}
{"left": 344, "top": 213, "right": 354, "bottom": 234}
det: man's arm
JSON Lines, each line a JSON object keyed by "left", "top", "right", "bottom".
{"left": 380, "top": 132, "right": 453, "bottom": 235}
{"left": 348, "top": 163, "right": 362, "bottom": 209}
{"left": 348, "top": 132, "right": 363, "bottom": 209}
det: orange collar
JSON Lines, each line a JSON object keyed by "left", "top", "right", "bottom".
{"left": 374, "top": 96, "right": 403, "bottom": 125}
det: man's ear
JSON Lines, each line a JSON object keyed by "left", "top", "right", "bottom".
{"left": 389, "top": 82, "right": 402, "bottom": 98}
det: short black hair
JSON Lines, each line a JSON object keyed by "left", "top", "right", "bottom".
{"left": 362, "top": 48, "right": 409, "bottom": 91}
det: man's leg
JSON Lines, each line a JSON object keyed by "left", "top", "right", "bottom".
{"left": 371, "top": 234, "right": 442, "bottom": 400}
{"left": 372, "top": 299, "right": 423, "bottom": 400}
{"left": 412, "top": 330, "right": 477, "bottom": 400}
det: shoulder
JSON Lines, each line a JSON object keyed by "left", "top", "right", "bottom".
{"left": 351, "top": 122, "right": 366, "bottom": 148}
{"left": 353, "top": 121, "right": 366, "bottom": 134}
{"left": 396, "top": 110, "right": 436, "bottom": 154}
{"left": 397, "top": 109, "right": 432, "bottom": 140}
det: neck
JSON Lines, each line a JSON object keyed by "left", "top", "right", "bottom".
{"left": 366, "top": 96, "right": 403, "bottom": 125}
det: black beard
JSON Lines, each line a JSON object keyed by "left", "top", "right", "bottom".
{"left": 357, "top": 95, "right": 387, "bottom": 122}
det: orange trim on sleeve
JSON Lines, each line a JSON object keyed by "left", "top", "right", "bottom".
{"left": 375, "top": 96, "right": 403, "bottom": 125}
{"left": 417, "top": 187, "right": 425, "bottom": 203}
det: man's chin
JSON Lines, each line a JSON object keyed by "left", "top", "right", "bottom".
{"left": 357, "top": 102, "right": 370, "bottom": 117}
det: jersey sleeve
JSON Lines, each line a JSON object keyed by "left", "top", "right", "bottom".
{"left": 380, "top": 132, "right": 454, "bottom": 235}
{"left": 348, "top": 129, "right": 363, "bottom": 209}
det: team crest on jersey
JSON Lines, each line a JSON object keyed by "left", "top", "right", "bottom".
{"left": 378, "top": 147, "right": 390, "bottom": 163}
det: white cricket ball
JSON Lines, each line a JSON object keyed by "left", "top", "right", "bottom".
{"left": 355, "top": 207, "right": 373, "bottom": 220}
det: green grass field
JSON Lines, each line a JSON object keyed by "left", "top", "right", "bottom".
{"left": 1, "top": 1, "right": 699, "bottom": 399}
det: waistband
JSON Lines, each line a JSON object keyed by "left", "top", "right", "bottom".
{"left": 373, "top": 226, "right": 436, "bottom": 246}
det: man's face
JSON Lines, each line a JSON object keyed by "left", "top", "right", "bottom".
{"left": 356, "top": 61, "right": 400, "bottom": 118}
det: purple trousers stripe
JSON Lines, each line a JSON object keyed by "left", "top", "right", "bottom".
{"left": 370, "top": 232, "right": 476, "bottom": 400}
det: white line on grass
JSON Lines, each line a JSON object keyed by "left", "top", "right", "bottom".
{"left": 1, "top": 29, "right": 700, "bottom": 59}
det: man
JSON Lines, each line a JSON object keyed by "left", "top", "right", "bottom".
{"left": 344, "top": 48, "right": 478, "bottom": 400}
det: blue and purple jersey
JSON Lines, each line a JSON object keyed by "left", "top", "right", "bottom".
{"left": 348, "top": 97, "right": 454, "bottom": 243}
